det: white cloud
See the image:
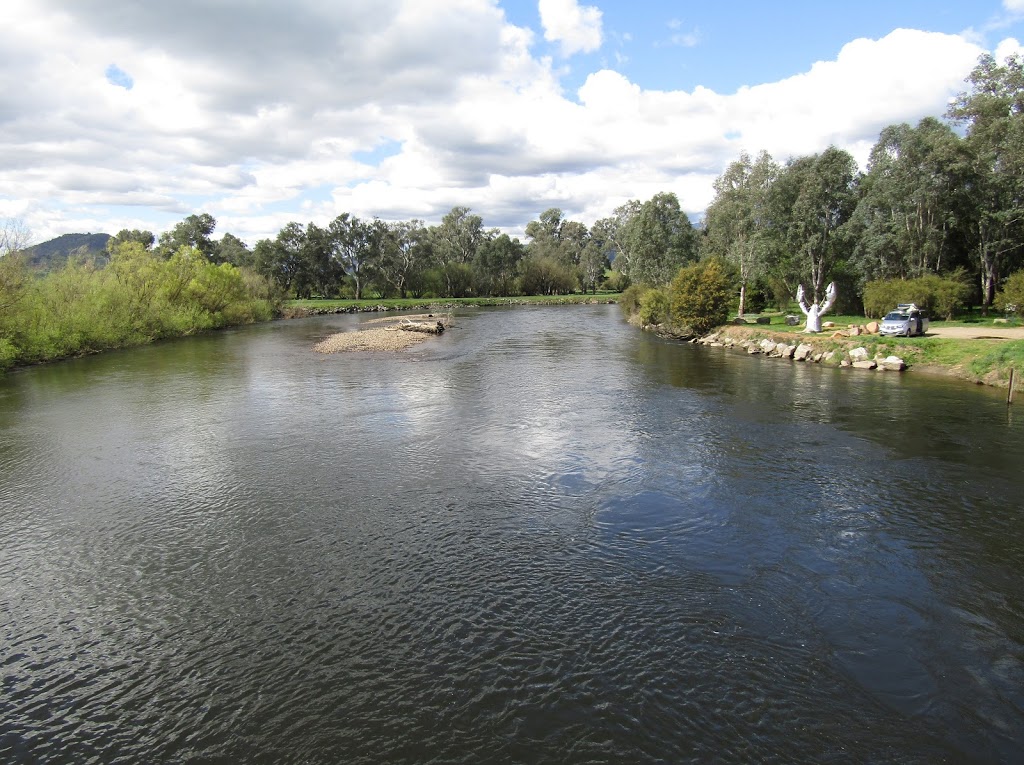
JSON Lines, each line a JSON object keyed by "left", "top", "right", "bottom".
{"left": 995, "top": 36, "right": 1024, "bottom": 60}
{"left": 1004, "top": 1, "right": 1024, "bottom": 14}
{"left": 0, "top": 1, "right": 994, "bottom": 246}
{"left": 538, "top": 0, "right": 603, "bottom": 56}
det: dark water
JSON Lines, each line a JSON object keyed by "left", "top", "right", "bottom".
{"left": 1, "top": 305, "right": 1022, "bottom": 764}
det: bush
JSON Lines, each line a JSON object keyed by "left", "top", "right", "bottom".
{"left": 618, "top": 284, "right": 645, "bottom": 318}
{"left": 637, "top": 288, "right": 669, "bottom": 326}
{"left": 668, "top": 259, "right": 732, "bottom": 335}
{"left": 863, "top": 272, "right": 971, "bottom": 319}
{"left": 996, "top": 270, "right": 1024, "bottom": 316}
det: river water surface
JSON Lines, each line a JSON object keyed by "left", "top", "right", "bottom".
{"left": 1, "top": 305, "right": 1022, "bottom": 763}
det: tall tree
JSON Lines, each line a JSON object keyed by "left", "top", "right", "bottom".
{"left": 327, "top": 213, "right": 373, "bottom": 300}
{"left": 703, "top": 151, "right": 780, "bottom": 316}
{"left": 157, "top": 213, "right": 217, "bottom": 261}
{"left": 947, "top": 53, "right": 1024, "bottom": 309}
{"left": 850, "top": 118, "right": 966, "bottom": 282}
{"left": 593, "top": 200, "right": 642, "bottom": 280}
{"left": 771, "top": 147, "right": 857, "bottom": 303}
{"left": 430, "top": 207, "right": 485, "bottom": 297}
{"left": 376, "top": 219, "right": 430, "bottom": 299}
{"left": 628, "top": 192, "right": 697, "bottom": 286}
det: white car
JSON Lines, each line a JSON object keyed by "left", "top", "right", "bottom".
{"left": 879, "top": 304, "right": 929, "bottom": 337}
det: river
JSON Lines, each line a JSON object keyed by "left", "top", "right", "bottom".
{"left": 1, "top": 304, "right": 1022, "bottom": 763}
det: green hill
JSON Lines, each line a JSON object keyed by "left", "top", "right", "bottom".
{"left": 23, "top": 232, "right": 111, "bottom": 269}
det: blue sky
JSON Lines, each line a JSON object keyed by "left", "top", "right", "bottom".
{"left": 3, "top": 0, "right": 1024, "bottom": 245}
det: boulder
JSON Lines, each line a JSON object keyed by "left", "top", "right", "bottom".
{"left": 849, "top": 347, "right": 870, "bottom": 362}
{"left": 794, "top": 343, "right": 814, "bottom": 361}
{"left": 865, "top": 321, "right": 880, "bottom": 334}
{"left": 852, "top": 360, "right": 877, "bottom": 370}
{"left": 785, "top": 315, "right": 801, "bottom": 326}
{"left": 878, "top": 355, "right": 906, "bottom": 371}
{"left": 732, "top": 317, "right": 747, "bottom": 325}
{"left": 841, "top": 359, "right": 851, "bottom": 367}
{"left": 759, "top": 339, "right": 777, "bottom": 354}
{"left": 848, "top": 326, "right": 862, "bottom": 336}
{"left": 780, "top": 344, "right": 797, "bottom": 359}
{"left": 756, "top": 316, "right": 771, "bottom": 324}
{"left": 812, "top": 352, "right": 824, "bottom": 363}
{"left": 822, "top": 321, "right": 835, "bottom": 328}
{"left": 831, "top": 331, "right": 845, "bottom": 339}
{"left": 747, "top": 345, "right": 761, "bottom": 354}
{"left": 823, "top": 351, "right": 836, "bottom": 363}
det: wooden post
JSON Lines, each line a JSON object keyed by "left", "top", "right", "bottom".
{"left": 1009, "top": 368, "right": 1016, "bottom": 405}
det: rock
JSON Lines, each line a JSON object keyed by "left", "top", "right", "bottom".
{"left": 841, "top": 359, "right": 851, "bottom": 367}
{"left": 747, "top": 345, "right": 761, "bottom": 354}
{"left": 878, "top": 355, "right": 906, "bottom": 371}
{"left": 824, "top": 351, "right": 836, "bottom": 363}
{"left": 849, "top": 347, "right": 870, "bottom": 362}
{"left": 994, "top": 318, "right": 1009, "bottom": 324}
{"left": 759, "top": 339, "right": 777, "bottom": 354}
{"left": 780, "top": 344, "right": 797, "bottom": 359}
{"left": 709, "top": 342, "right": 725, "bottom": 347}
{"left": 794, "top": 343, "right": 814, "bottom": 361}
{"left": 822, "top": 321, "right": 835, "bottom": 328}
{"left": 852, "top": 360, "right": 878, "bottom": 370}
{"left": 733, "top": 317, "right": 747, "bottom": 325}
{"left": 831, "top": 331, "right": 845, "bottom": 339}
{"left": 756, "top": 316, "right": 771, "bottom": 324}
{"left": 785, "top": 315, "right": 801, "bottom": 326}
{"left": 865, "top": 321, "right": 880, "bottom": 334}
{"left": 848, "top": 326, "right": 862, "bottom": 336}
{"left": 812, "top": 352, "right": 823, "bottom": 363}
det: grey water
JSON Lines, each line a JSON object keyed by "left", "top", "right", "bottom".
{"left": 1, "top": 304, "right": 1022, "bottom": 764}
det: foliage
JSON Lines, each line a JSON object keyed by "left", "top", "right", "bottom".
{"left": 618, "top": 284, "right": 645, "bottom": 318}
{"left": 995, "top": 269, "right": 1024, "bottom": 314}
{"left": 668, "top": 259, "right": 733, "bottom": 335}
{"left": 637, "top": 288, "right": 669, "bottom": 326}
{"left": 862, "top": 271, "right": 971, "bottom": 319}
{"left": 0, "top": 241, "right": 279, "bottom": 372}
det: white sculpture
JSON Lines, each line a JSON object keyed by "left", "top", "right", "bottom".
{"left": 796, "top": 282, "right": 836, "bottom": 333}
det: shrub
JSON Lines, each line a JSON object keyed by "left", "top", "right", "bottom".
{"left": 863, "top": 273, "right": 971, "bottom": 319}
{"left": 668, "top": 259, "right": 732, "bottom": 335}
{"left": 618, "top": 284, "right": 645, "bottom": 318}
{"left": 996, "top": 270, "right": 1024, "bottom": 316}
{"left": 637, "top": 288, "right": 669, "bottom": 326}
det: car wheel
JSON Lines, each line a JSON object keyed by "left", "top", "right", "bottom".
{"left": 905, "top": 327, "right": 912, "bottom": 337}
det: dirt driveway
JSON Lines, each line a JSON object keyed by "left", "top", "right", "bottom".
{"left": 925, "top": 325, "right": 1024, "bottom": 340}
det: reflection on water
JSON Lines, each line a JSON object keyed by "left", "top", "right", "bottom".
{"left": 1, "top": 305, "right": 1022, "bottom": 764}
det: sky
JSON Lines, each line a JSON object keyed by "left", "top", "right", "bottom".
{"left": 3, "top": 0, "right": 1024, "bottom": 247}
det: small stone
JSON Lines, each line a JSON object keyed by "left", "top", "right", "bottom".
{"left": 852, "top": 360, "right": 878, "bottom": 370}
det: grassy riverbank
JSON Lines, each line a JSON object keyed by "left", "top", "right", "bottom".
{"left": 710, "top": 316, "right": 1024, "bottom": 388}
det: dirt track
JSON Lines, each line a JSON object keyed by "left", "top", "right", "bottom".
{"left": 925, "top": 325, "right": 1024, "bottom": 340}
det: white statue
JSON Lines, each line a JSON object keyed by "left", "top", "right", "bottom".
{"left": 796, "top": 282, "right": 836, "bottom": 333}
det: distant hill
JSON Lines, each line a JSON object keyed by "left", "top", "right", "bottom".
{"left": 23, "top": 232, "right": 111, "bottom": 269}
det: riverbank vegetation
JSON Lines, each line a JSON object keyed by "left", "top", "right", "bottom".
{"left": 0, "top": 238, "right": 281, "bottom": 371}
{"left": 619, "top": 54, "right": 1024, "bottom": 339}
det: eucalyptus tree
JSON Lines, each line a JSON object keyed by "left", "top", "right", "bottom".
{"left": 474, "top": 233, "right": 524, "bottom": 296}
{"left": 430, "top": 206, "right": 486, "bottom": 297}
{"left": 947, "top": 53, "right": 1024, "bottom": 309}
{"left": 592, "top": 200, "right": 642, "bottom": 278}
{"left": 770, "top": 147, "right": 858, "bottom": 304}
{"left": 214, "top": 232, "right": 253, "bottom": 269}
{"left": 107, "top": 229, "right": 155, "bottom": 252}
{"left": 628, "top": 192, "right": 698, "bottom": 286}
{"left": 850, "top": 118, "right": 965, "bottom": 281}
{"left": 703, "top": 151, "right": 780, "bottom": 316}
{"left": 327, "top": 213, "right": 374, "bottom": 300}
{"left": 253, "top": 222, "right": 314, "bottom": 297}
{"left": 375, "top": 219, "right": 430, "bottom": 299}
